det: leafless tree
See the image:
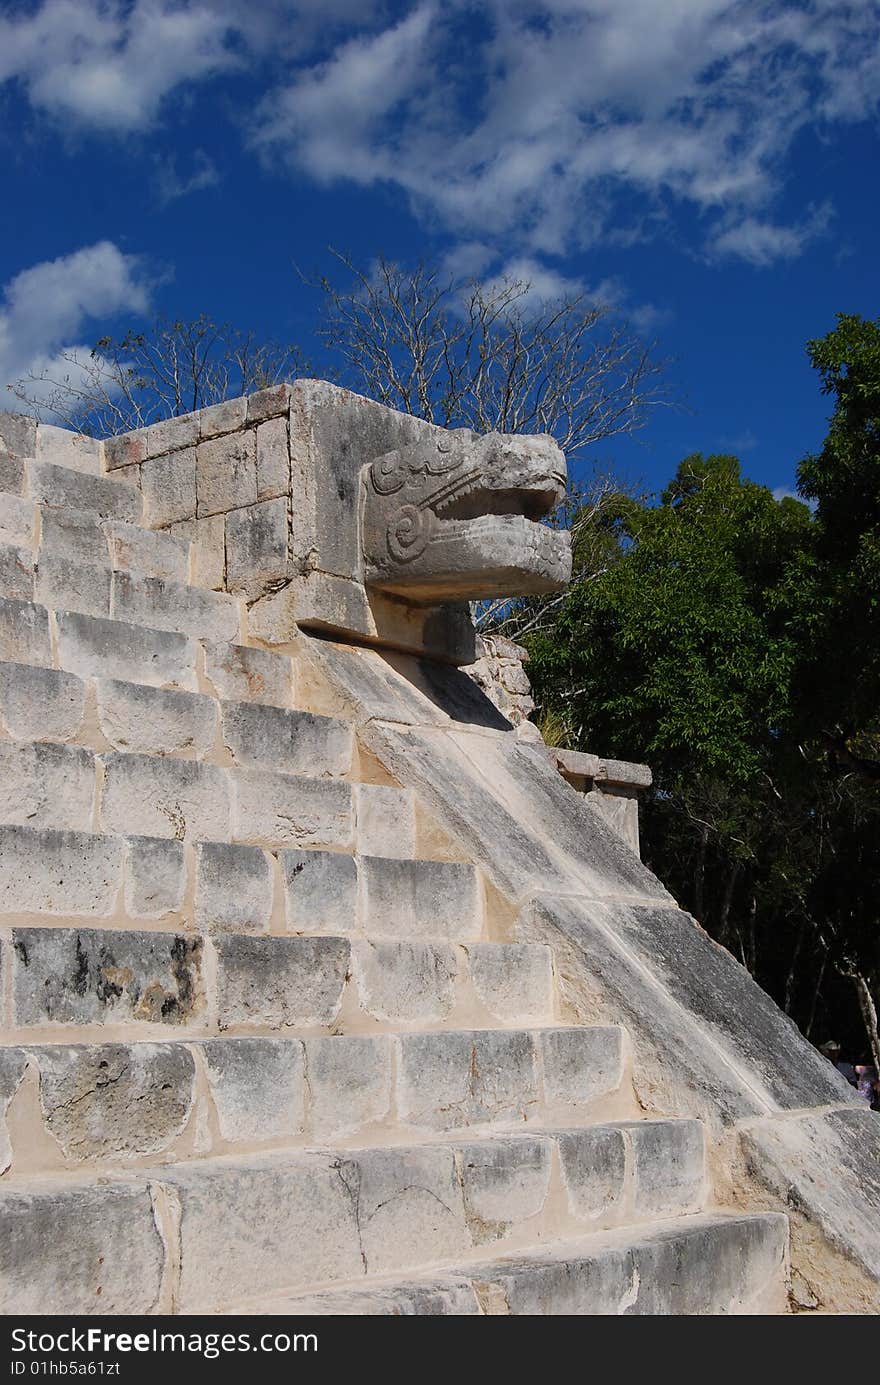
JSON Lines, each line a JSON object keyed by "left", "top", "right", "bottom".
{"left": 314, "top": 249, "right": 671, "bottom": 458}
{"left": 10, "top": 316, "right": 306, "bottom": 437}
{"left": 315, "top": 251, "right": 666, "bottom": 640}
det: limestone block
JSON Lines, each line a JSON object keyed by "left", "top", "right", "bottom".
{"left": 140, "top": 449, "right": 197, "bottom": 527}
{"left": 539, "top": 1026, "right": 625, "bottom": 1109}
{"left": 256, "top": 412, "right": 291, "bottom": 501}
{"left": 0, "top": 455, "right": 24, "bottom": 495}
{"left": 0, "top": 1184, "right": 164, "bottom": 1314}
{"left": 40, "top": 506, "right": 109, "bottom": 564}
{"left": 0, "top": 1049, "right": 28, "bottom": 1174}
{"left": 36, "top": 553, "right": 112, "bottom": 618}
{"left": 101, "top": 752, "right": 231, "bottom": 841}
{"left": 280, "top": 847, "right": 358, "bottom": 933}
{"left": 247, "top": 384, "right": 293, "bottom": 423}
{"left": 104, "top": 521, "right": 189, "bottom": 581}
{"left": 340, "top": 1145, "right": 470, "bottom": 1276}
{"left": 0, "top": 741, "right": 95, "bottom": 830}
{"left": 138, "top": 414, "right": 201, "bottom": 458}
{"left": 217, "top": 934, "right": 350, "bottom": 1029}
{"left": 557, "top": 1126, "right": 627, "bottom": 1222}
{"left": 203, "top": 640, "right": 294, "bottom": 707}
{"left": 124, "top": 836, "right": 187, "bottom": 919}
{"left": 352, "top": 940, "right": 457, "bottom": 1024}
{"left": 28, "top": 461, "right": 142, "bottom": 522}
{"left": 202, "top": 1036, "right": 305, "bottom": 1142}
{"left": 457, "top": 1135, "right": 552, "bottom": 1233}
{"left": 36, "top": 426, "right": 102, "bottom": 475}
{"left": 0, "top": 827, "right": 123, "bottom": 916}
{"left": 103, "top": 433, "right": 148, "bottom": 470}
{"left": 467, "top": 1212, "right": 787, "bottom": 1315}
{"left": 34, "top": 1042, "right": 196, "bottom": 1160}
{"left": 256, "top": 416, "right": 290, "bottom": 498}
{"left": 468, "top": 943, "right": 555, "bottom": 1024}
{"left": 740, "top": 1105, "right": 880, "bottom": 1292}
{"left": 111, "top": 571, "right": 239, "bottom": 643}
{"left": 196, "top": 431, "right": 257, "bottom": 516}
{"left": 361, "top": 856, "right": 482, "bottom": 940}
{"left": 225, "top": 497, "right": 288, "bottom": 592}
{"left": 170, "top": 514, "right": 225, "bottom": 589}
{"left": 96, "top": 678, "right": 218, "bottom": 756}
{"left": 232, "top": 769, "right": 353, "bottom": 849}
{"left": 0, "top": 597, "right": 52, "bottom": 668}
{"left": 0, "top": 663, "right": 85, "bottom": 741}
{"left": 273, "top": 1279, "right": 482, "bottom": 1315}
{"left": 303, "top": 1035, "right": 392, "bottom": 1139}
{"left": 12, "top": 927, "right": 204, "bottom": 1026}
{"left": 195, "top": 842, "right": 273, "bottom": 933}
{"left": 168, "top": 1154, "right": 362, "bottom": 1312}
{"left": 0, "top": 545, "right": 33, "bottom": 601}
{"left": 356, "top": 784, "right": 416, "bottom": 859}
{"left": 0, "top": 412, "right": 36, "bottom": 462}
{"left": 0, "top": 495, "right": 35, "bottom": 546}
{"left": 222, "top": 702, "right": 353, "bottom": 777}
{"left": 599, "top": 900, "right": 850, "bottom": 1113}
{"left": 396, "top": 1030, "right": 538, "bottom": 1130}
{"left": 200, "top": 397, "right": 248, "bottom": 439}
{"left": 56, "top": 610, "right": 197, "bottom": 690}
{"left": 625, "top": 1119, "right": 706, "bottom": 1216}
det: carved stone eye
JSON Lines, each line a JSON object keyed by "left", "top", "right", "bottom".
{"left": 371, "top": 450, "right": 407, "bottom": 494}
{"left": 387, "top": 504, "right": 429, "bottom": 563}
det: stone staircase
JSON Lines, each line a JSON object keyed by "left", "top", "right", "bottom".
{"left": 0, "top": 413, "right": 789, "bottom": 1315}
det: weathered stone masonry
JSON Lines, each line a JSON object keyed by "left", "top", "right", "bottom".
{"left": 0, "top": 384, "right": 876, "bottom": 1315}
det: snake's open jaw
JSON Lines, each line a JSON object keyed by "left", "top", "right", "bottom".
{"left": 362, "top": 431, "right": 573, "bottom": 604}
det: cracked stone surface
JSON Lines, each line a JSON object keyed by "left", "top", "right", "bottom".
{"left": 35, "top": 1043, "right": 196, "bottom": 1160}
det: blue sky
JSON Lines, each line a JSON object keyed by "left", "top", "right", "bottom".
{"left": 1, "top": 0, "right": 878, "bottom": 498}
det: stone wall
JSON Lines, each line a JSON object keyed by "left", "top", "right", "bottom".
{"left": 464, "top": 634, "right": 536, "bottom": 728}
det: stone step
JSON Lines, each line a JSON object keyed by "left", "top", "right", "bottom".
{"left": 0, "top": 745, "right": 355, "bottom": 846}
{"left": 28, "top": 459, "right": 142, "bottom": 523}
{"left": 238, "top": 1212, "right": 788, "bottom": 1316}
{"left": 0, "top": 607, "right": 296, "bottom": 711}
{"left": 38, "top": 506, "right": 189, "bottom": 581}
{"left": 1, "top": 416, "right": 102, "bottom": 479}
{"left": 0, "top": 543, "right": 33, "bottom": 602}
{"left": 4, "top": 918, "right": 555, "bottom": 1035}
{"left": 0, "top": 1122, "right": 711, "bottom": 1314}
{"left": 31, "top": 562, "right": 241, "bottom": 642}
{"left": 0, "top": 823, "right": 481, "bottom": 935}
{"left": 0, "top": 1023, "right": 625, "bottom": 1162}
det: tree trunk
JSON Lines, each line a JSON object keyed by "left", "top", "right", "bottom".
{"left": 784, "top": 923, "right": 804, "bottom": 1016}
{"left": 694, "top": 824, "right": 708, "bottom": 923}
{"left": 717, "top": 859, "right": 740, "bottom": 947}
{"left": 804, "top": 948, "right": 827, "bottom": 1041}
{"left": 851, "top": 971, "right": 880, "bottom": 1073}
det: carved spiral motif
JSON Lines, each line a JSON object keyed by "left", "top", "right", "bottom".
{"left": 387, "top": 505, "right": 429, "bottom": 563}
{"left": 370, "top": 451, "right": 407, "bottom": 495}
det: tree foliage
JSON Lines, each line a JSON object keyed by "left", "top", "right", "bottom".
{"left": 525, "top": 316, "right": 880, "bottom": 1066}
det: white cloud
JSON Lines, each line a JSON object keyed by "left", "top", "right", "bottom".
{"left": 253, "top": 5, "right": 435, "bottom": 182}
{"left": 2, "top": 1, "right": 877, "bottom": 271}
{"left": 252, "top": 1, "right": 880, "bottom": 265}
{"left": 0, "top": 1, "right": 240, "bottom": 132}
{"left": 154, "top": 150, "right": 220, "bottom": 206}
{"left": 0, "top": 0, "right": 388, "bottom": 133}
{"left": 0, "top": 243, "right": 151, "bottom": 408}
{"left": 710, "top": 204, "right": 835, "bottom": 267}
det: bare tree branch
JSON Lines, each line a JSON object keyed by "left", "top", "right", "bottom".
{"left": 10, "top": 315, "right": 307, "bottom": 437}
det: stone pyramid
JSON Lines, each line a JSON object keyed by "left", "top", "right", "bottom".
{"left": 0, "top": 383, "right": 877, "bottom": 1315}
